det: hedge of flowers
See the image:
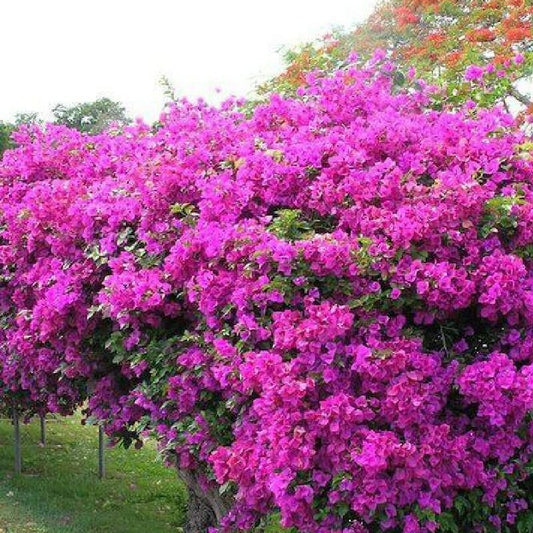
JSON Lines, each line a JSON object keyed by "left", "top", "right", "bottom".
{"left": 1, "top": 56, "right": 533, "bottom": 532}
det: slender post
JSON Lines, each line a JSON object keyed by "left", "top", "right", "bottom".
{"left": 39, "top": 415, "right": 46, "bottom": 446}
{"left": 98, "top": 425, "right": 105, "bottom": 479}
{"left": 13, "top": 407, "right": 21, "bottom": 474}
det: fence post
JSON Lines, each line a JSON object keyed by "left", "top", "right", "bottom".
{"left": 39, "top": 415, "right": 46, "bottom": 446}
{"left": 98, "top": 425, "right": 105, "bottom": 479}
{"left": 13, "top": 407, "right": 21, "bottom": 474}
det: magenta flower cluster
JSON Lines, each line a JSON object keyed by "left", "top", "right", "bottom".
{"left": 1, "top": 58, "right": 533, "bottom": 532}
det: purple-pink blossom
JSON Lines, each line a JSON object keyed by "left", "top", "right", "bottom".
{"left": 0, "top": 57, "right": 532, "bottom": 532}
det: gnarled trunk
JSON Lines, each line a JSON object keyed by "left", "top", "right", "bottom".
{"left": 177, "top": 469, "right": 233, "bottom": 533}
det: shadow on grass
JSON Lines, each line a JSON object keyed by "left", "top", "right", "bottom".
{"left": 0, "top": 415, "right": 186, "bottom": 533}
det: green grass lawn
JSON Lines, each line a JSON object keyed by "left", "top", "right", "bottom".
{"left": 0, "top": 415, "right": 187, "bottom": 532}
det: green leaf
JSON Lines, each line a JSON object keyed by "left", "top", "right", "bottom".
{"left": 517, "top": 512, "right": 533, "bottom": 533}
{"left": 437, "top": 512, "right": 459, "bottom": 533}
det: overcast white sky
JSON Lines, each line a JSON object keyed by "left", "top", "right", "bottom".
{"left": 0, "top": 0, "right": 378, "bottom": 123}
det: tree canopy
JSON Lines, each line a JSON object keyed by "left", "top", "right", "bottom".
{"left": 52, "top": 97, "right": 131, "bottom": 134}
{"left": 0, "top": 3, "right": 532, "bottom": 531}
{"left": 1, "top": 56, "right": 533, "bottom": 531}
{"left": 262, "top": 0, "right": 533, "bottom": 112}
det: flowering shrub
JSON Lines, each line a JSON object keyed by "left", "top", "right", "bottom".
{"left": 1, "top": 58, "right": 533, "bottom": 532}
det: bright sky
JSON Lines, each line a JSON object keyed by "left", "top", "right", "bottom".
{"left": 0, "top": 0, "right": 378, "bottom": 123}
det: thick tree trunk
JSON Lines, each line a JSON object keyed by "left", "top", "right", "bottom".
{"left": 177, "top": 469, "right": 233, "bottom": 533}
{"left": 184, "top": 489, "right": 217, "bottom": 532}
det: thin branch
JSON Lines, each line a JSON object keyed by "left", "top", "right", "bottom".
{"left": 503, "top": 97, "right": 510, "bottom": 114}
{"left": 509, "top": 86, "right": 532, "bottom": 107}
{"left": 440, "top": 325, "right": 449, "bottom": 357}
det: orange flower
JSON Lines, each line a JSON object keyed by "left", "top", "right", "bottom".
{"left": 402, "top": 44, "right": 423, "bottom": 59}
{"left": 505, "top": 26, "right": 531, "bottom": 43}
{"left": 395, "top": 7, "right": 419, "bottom": 27}
{"left": 493, "top": 54, "right": 508, "bottom": 65}
{"left": 406, "top": 0, "right": 442, "bottom": 10}
{"left": 427, "top": 32, "right": 446, "bottom": 45}
{"left": 445, "top": 51, "right": 463, "bottom": 66}
{"left": 467, "top": 28, "right": 497, "bottom": 42}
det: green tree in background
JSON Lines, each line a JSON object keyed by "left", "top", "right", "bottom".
{"left": 0, "top": 122, "right": 13, "bottom": 157}
{"left": 0, "top": 112, "right": 43, "bottom": 157}
{"left": 1, "top": 98, "right": 130, "bottom": 157}
{"left": 52, "top": 97, "right": 131, "bottom": 134}
{"left": 14, "top": 112, "right": 41, "bottom": 126}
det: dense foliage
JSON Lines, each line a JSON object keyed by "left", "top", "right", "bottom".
{"left": 263, "top": 0, "right": 533, "bottom": 112}
{"left": 1, "top": 56, "right": 533, "bottom": 532}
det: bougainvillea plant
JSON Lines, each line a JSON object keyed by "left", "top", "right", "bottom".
{"left": 261, "top": 0, "right": 533, "bottom": 114}
{"left": 1, "top": 55, "right": 533, "bottom": 532}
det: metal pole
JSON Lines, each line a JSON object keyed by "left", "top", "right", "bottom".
{"left": 13, "top": 407, "right": 21, "bottom": 474}
{"left": 98, "top": 425, "right": 105, "bottom": 479}
{"left": 39, "top": 415, "right": 46, "bottom": 446}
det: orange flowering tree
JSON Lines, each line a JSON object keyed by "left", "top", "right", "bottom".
{"left": 261, "top": 0, "right": 533, "bottom": 111}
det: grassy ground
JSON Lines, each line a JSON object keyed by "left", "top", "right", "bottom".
{"left": 0, "top": 415, "right": 187, "bottom": 532}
